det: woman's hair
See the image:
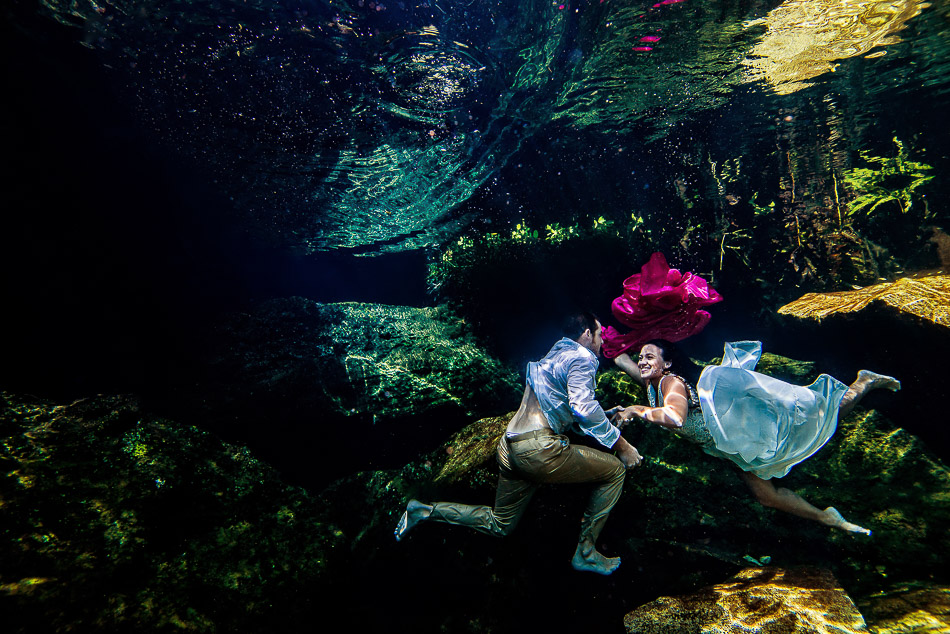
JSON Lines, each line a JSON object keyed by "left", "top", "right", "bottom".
{"left": 561, "top": 312, "right": 600, "bottom": 341}
{"left": 642, "top": 338, "right": 703, "bottom": 385}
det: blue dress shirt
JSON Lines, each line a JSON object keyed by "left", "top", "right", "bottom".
{"left": 526, "top": 338, "right": 620, "bottom": 449}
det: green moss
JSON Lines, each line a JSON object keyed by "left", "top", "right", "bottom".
{"left": 203, "top": 300, "right": 521, "bottom": 427}
{"left": 0, "top": 392, "right": 342, "bottom": 633}
{"left": 597, "top": 368, "right": 647, "bottom": 409}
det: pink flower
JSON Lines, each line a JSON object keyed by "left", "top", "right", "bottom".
{"left": 639, "top": 36, "right": 661, "bottom": 42}
{"left": 633, "top": 46, "right": 653, "bottom": 51}
{"left": 601, "top": 252, "right": 723, "bottom": 359}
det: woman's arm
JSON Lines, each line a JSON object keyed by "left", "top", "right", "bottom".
{"left": 619, "top": 376, "right": 689, "bottom": 429}
{"left": 613, "top": 352, "right": 646, "bottom": 387}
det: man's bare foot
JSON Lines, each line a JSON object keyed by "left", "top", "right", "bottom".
{"left": 394, "top": 500, "right": 432, "bottom": 541}
{"left": 821, "top": 507, "right": 871, "bottom": 536}
{"left": 571, "top": 540, "right": 621, "bottom": 575}
{"left": 857, "top": 370, "right": 901, "bottom": 393}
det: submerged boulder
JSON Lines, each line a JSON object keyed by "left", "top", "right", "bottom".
{"left": 0, "top": 392, "right": 342, "bottom": 633}
{"left": 179, "top": 298, "right": 521, "bottom": 485}
{"left": 858, "top": 582, "right": 950, "bottom": 634}
{"left": 323, "top": 357, "right": 950, "bottom": 632}
{"left": 623, "top": 567, "right": 868, "bottom": 634}
{"left": 199, "top": 299, "right": 520, "bottom": 424}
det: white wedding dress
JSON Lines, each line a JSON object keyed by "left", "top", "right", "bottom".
{"left": 692, "top": 341, "right": 848, "bottom": 479}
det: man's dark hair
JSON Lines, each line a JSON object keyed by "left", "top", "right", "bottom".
{"left": 562, "top": 312, "right": 599, "bottom": 341}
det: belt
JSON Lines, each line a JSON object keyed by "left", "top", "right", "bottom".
{"left": 505, "top": 428, "right": 555, "bottom": 443}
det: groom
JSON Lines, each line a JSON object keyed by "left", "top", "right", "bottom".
{"left": 394, "top": 312, "right": 642, "bottom": 575}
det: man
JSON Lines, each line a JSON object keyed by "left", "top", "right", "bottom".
{"left": 394, "top": 312, "right": 642, "bottom": 575}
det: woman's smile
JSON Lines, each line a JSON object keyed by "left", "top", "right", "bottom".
{"left": 638, "top": 344, "right": 668, "bottom": 380}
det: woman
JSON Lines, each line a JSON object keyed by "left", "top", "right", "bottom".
{"left": 612, "top": 339, "right": 901, "bottom": 535}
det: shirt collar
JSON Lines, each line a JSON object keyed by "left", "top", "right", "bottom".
{"left": 560, "top": 337, "right": 599, "bottom": 363}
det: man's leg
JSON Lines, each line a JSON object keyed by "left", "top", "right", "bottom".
{"left": 426, "top": 473, "right": 538, "bottom": 536}
{"left": 513, "top": 436, "right": 626, "bottom": 574}
{"left": 395, "top": 437, "right": 538, "bottom": 540}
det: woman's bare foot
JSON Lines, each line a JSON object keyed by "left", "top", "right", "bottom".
{"left": 821, "top": 507, "right": 871, "bottom": 536}
{"left": 857, "top": 370, "right": 901, "bottom": 393}
{"left": 394, "top": 500, "right": 432, "bottom": 541}
{"left": 571, "top": 540, "right": 621, "bottom": 575}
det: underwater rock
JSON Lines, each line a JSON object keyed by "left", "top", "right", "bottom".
{"left": 778, "top": 275, "right": 950, "bottom": 328}
{"left": 794, "top": 408, "right": 950, "bottom": 587}
{"left": 597, "top": 367, "right": 649, "bottom": 410}
{"left": 186, "top": 298, "right": 521, "bottom": 484}
{"left": 858, "top": 582, "right": 950, "bottom": 634}
{"left": 324, "top": 349, "right": 950, "bottom": 631}
{"left": 432, "top": 414, "right": 509, "bottom": 485}
{"left": 0, "top": 391, "right": 343, "bottom": 633}
{"left": 200, "top": 298, "right": 518, "bottom": 422}
{"left": 743, "top": 351, "right": 819, "bottom": 385}
{"left": 622, "top": 567, "right": 868, "bottom": 633}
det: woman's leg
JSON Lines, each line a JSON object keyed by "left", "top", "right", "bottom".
{"left": 838, "top": 370, "right": 901, "bottom": 419}
{"left": 738, "top": 471, "right": 870, "bottom": 535}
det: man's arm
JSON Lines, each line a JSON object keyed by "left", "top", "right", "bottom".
{"left": 566, "top": 357, "right": 644, "bottom": 468}
{"left": 565, "top": 357, "right": 621, "bottom": 448}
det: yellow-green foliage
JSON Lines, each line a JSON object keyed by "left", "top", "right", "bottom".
{"left": 0, "top": 392, "right": 342, "bottom": 632}
{"left": 427, "top": 213, "right": 643, "bottom": 294}
{"left": 843, "top": 137, "right": 934, "bottom": 216}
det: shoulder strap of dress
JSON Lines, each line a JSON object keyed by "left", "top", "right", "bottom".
{"left": 658, "top": 373, "right": 682, "bottom": 391}
{"left": 660, "top": 373, "right": 699, "bottom": 407}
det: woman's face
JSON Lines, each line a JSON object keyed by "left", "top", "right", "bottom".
{"left": 638, "top": 344, "right": 671, "bottom": 381}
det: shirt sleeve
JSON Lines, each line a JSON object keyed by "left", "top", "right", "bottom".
{"left": 566, "top": 356, "right": 621, "bottom": 448}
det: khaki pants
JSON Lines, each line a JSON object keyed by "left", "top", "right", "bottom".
{"left": 429, "top": 429, "right": 626, "bottom": 544}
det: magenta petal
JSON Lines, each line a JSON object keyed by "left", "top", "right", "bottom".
{"left": 602, "top": 252, "right": 723, "bottom": 358}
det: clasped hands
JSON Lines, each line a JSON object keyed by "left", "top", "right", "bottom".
{"left": 606, "top": 405, "right": 649, "bottom": 429}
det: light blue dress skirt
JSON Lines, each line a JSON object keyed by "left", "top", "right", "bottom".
{"left": 696, "top": 341, "right": 849, "bottom": 480}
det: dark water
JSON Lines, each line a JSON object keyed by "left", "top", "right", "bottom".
{"left": 6, "top": 0, "right": 949, "bottom": 437}
{"left": 3, "top": 0, "right": 950, "bottom": 631}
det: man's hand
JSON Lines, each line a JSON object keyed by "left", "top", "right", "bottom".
{"left": 610, "top": 404, "right": 648, "bottom": 429}
{"left": 605, "top": 405, "right": 625, "bottom": 427}
{"left": 613, "top": 436, "right": 643, "bottom": 469}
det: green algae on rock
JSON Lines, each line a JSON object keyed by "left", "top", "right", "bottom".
{"left": 328, "top": 349, "right": 950, "bottom": 632}
{"left": 791, "top": 409, "right": 950, "bottom": 589}
{"left": 434, "top": 414, "right": 510, "bottom": 485}
{"left": 199, "top": 299, "right": 520, "bottom": 426}
{"left": 623, "top": 567, "right": 869, "bottom": 634}
{"left": 0, "top": 392, "right": 341, "bottom": 633}
{"left": 858, "top": 582, "right": 950, "bottom": 634}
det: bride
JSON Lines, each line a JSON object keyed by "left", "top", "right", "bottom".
{"left": 611, "top": 339, "right": 900, "bottom": 535}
